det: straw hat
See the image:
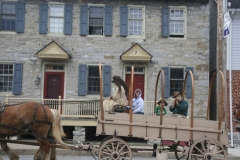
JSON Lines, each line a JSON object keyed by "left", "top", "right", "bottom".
{"left": 172, "top": 91, "right": 181, "bottom": 98}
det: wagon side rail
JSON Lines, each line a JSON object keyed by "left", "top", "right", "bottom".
{"left": 182, "top": 70, "right": 195, "bottom": 141}
{"left": 206, "top": 70, "right": 225, "bottom": 141}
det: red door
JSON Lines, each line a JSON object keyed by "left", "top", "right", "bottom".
{"left": 126, "top": 74, "right": 144, "bottom": 100}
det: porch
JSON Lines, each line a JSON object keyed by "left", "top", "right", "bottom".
{"left": 4, "top": 95, "right": 155, "bottom": 126}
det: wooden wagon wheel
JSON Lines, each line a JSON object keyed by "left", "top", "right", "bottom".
{"left": 98, "top": 138, "right": 132, "bottom": 160}
{"left": 174, "top": 141, "right": 189, "bottom": 160}
{"left": 188, "top": 138, "right": 227, "bottom": 160}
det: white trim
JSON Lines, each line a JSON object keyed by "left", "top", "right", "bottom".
{"left": 127, "top": 5, "right": 145, "bottom": 38}
{"left": 42, "top": 62, "right": 67, "bottom": 99}
{"left": 169, "top": 6, "right": 187, "bottom": 39}
{"left": 122, "top": 64, "right": 147, "bottom": 100}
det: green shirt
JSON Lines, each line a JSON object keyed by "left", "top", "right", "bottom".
{"left": 169, "top": 99, "right": 188, "bottom": 117}
{"left": 154, "top": 106, "right": 167, "bottom": 116}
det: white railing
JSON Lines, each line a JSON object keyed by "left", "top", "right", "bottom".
{"left": 5, "top": 95, "right": 156, "bottom": 117}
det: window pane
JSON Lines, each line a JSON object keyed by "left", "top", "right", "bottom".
{"left": 170, "top": 80, "right": 183, "bottom": 96}
{"left": 88, "top": 66, "right": 99, "bottom": 77}
{"left": 129, "top": 8, "right": 142, "bottom": 19}
{"left": 170, "top": 21, "right": 184, "bottom": 34}
{"left": 90, "top": 7, "right": 103, "bottom": 18}
{"left": 49, "top": 17, "right": 63, "bottom": 33}
{"left": 1, "top": 15, "right": 15, "bottom": 31}
{"left": 1, "top": 3, "right": 15, "bottom": 14}
{"left": 50, "top": 5, "right": 64, "bottom": 17}
{"left": 170, "top": 68, "right": 184, "bottom": 79}
{"left": 170, "top": 9, "right": 184, "bottom": 19}
{"left": 88, "top": 66, "right": 100, "bottom": 95}
{"left": 129, "top": 20, "right": 142, "bottom": 35}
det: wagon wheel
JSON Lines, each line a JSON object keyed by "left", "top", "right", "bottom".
{"left": 188, "top": 138, "right": 227, "bottom": 160}
{"left": 98, "top": 138, "right": 132, "bottom": 160}
{"left": 174, "top": 141, "right": 189, "bottom": 160}
{"left": 99, "top": 136, "right": 113, "bottom": 147}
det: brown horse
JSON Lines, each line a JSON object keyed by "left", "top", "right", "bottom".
{"left": 0, "top": 102, "right": 69, "bottom": 160}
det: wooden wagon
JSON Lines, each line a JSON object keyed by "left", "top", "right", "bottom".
{"left": 96, "top": 64, "right": 228, "bottom": 160}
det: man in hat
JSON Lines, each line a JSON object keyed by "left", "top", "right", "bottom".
{"left": 169, "top": 91, "right": 188, "bottom": 118}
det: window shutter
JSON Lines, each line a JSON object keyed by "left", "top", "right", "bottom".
{"left": 161, "top": 67, "right": 170, "bottom": 98}
{"left": 161, "top": 6, "right": 170, "bottom": 38}
{"left": 64, "top": 4, "right": 73, "bottom": 35}
{"left": 186, "top": 67, "right": 194, "bottom": 98}
{"left": 13, "top": 63, "right": 23, "bottom": 95}
{"left": 103, "top": 65, "right": 112, "bottom": 97}
{"left": 15, "top": 2, "right": 25, "bottom": 33}
{"left": 120, "top": 6, "right": 128, "bottom": 37}
{"left": 78, "top": 64, "right": 88, "bottom": 96}
{"left": 39, "top": 2, "right": 48, "bottom": 34}
{"left": 80, "top": 5, "right": 89, "bottom": 36}
{"left": 104, "top": 5, "right": 113, "bottom": 36}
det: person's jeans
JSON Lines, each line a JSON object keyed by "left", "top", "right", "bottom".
{"left": 135, "top": 112, "right": 144, "bottom": 114}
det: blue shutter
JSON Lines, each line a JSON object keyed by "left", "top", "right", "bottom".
{"left": 15, "top": 2, "right": 25, "bottom": 33}
{"left": 78, "top": 64, "right": 88, "bottom": 96}
{"left": 64, "top": 4, "right": 73, "bottom": 35}
{"left": 120, "top": 6, "right": 128, "bottom": 36}
{"left": 186, "top": 67, "right": 194, "bottom": 98}
{"left": 13, "top": 63, "right": 23, "bottom": 95}
{"left": 80, "top": 5, "right": 89, "bottom": 36}
{"left": 39, "top": 2, "right": 48, "bottom": 34}
{"left": 104, "top": 5, "right": 112, "bottom": 36}
{"left": 103, "top": 65, "right": 112, "bottom": 97}
{"left": 161, "top": 6, "right": 170, "bottom": 38}
{"left": 161, "top": 67, "right": 170, "bottom": 98}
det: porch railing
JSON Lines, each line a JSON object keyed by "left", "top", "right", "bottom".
{"left": 5, "top": 95, "right": 155, "bottom": 117}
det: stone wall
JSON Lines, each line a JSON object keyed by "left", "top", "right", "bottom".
{"left": 0, "top": 0, "right": 210, "bottom": 117}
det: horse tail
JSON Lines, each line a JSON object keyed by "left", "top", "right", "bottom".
{"left": 50, "top": 109, "right": 70, "bottom": 149}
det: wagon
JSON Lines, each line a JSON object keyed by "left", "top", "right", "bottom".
{"left": 95, "top": 64, "right": 228, "bottom": 160}
{"left": 0, "top": 64, "right": 229, "bottom": 160}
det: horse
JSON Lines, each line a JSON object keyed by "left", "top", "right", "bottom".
{"left": 0, "top": 102, "right": 70, "bottom": 160}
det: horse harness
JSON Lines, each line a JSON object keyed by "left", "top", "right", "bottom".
{"left": 0, "top": 102, "right": 55, "bottom": 143}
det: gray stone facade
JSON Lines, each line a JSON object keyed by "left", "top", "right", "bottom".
{"left": 0, "top": 0, "right": 210, "bottom": 117}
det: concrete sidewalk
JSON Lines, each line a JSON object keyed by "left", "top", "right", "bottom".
{"left": 0, "top": 143, "right": 239, "bottom": 159}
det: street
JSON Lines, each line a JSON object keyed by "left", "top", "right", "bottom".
{"left": 0, "top": 155, "right": 163, "bottom": 160}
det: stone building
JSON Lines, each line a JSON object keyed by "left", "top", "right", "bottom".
{"left": 0, "top": 0, "right": 210, "bottom": 139}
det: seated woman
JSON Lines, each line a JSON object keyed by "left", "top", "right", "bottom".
{"left": 131, "top": 89, "right": 144, "bottom": 114}
{"left": 154, "top": 99, "right": 167, "bottom": 116}
{"left": 103, "top": 76, "right": 128, "bottom": 112}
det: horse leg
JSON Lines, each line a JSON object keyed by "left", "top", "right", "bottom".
{"left": 34, "top": 138, "right": 51, "bottom": 160}
{"left": 50, "top": 147, "right": 56, "bottom": 160}
{"left": 0, "top": 141, "right": 19, "bottom": 160}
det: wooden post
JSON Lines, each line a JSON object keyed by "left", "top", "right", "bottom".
{"left": 216, "top": 0, "right": 225, "bottom": 137}
{"left": 99, "top": 63, "right": 105, "bottom": 134}
{"left": 129, "top": 66, "right": 134, "bottom": 136}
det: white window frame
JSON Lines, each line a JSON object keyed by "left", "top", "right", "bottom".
{"left": 0, "top": 62, "right": 14, "bottom": 93}
{"left": 169, "top": 6, "right": 187, "bottom": 38}
{"left": 169, "top": 66, "right": 186, "bottom": 96}
{"left": 48, "top": 2, "right": 64, "bottom": 34}
{"left": 88, "top": 4, "right": 105, "bottom": 36}
{"left": 127, "top": 5, "right": 145, "bottom": 38}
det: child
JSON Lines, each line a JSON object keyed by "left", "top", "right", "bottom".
{"left": 154, "top": 99, "right": 167, "bottom": 116}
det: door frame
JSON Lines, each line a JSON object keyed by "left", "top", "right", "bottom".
{"left": 44, "top": 72, "right": 64, "bottom": 99}
{"left": 41, "top": 62, "right": 67, "bottom": 99}
{"left": 123, "top": 64, "right": 147, "bottom": 100}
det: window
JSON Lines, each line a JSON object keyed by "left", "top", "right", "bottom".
{"left": 169, "top": 8, "right": 185, "bottom": 38}
{"left": 128, "top": 7, "right": 144, "bottom": 36}
{"left": 120, "top": 5, "right": 145, "bottom": 37}
{"left": 80, "top": 5, "right": 112, "bottom": 36}
{"left": 0, "top": 64, "right": 13, "bottom": 92}
{"left": 0, "top": 1, "right": 25, "bottom": 33}
{"left": 78, "top": 65, "right": 111, "bottom": 96}
{"left": 89, "top": 6, "right": 104, "bottom": 35}
{"left": 88, "top": 66, "right": 100, "bottom": 95}
{"left": 49, "top": 5, "right": 64, "bottom": 33}
{"left": 39, "top": 3, "right": 72, "bottom": 35}
{"left": 170, "top": 68, "right": 184, "bottom": 96}
{"left": 1, "top": 2, "right": 15, "bottom": 31}
{"left": 161, "top": 6, "right": 186, "bottom": 38}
